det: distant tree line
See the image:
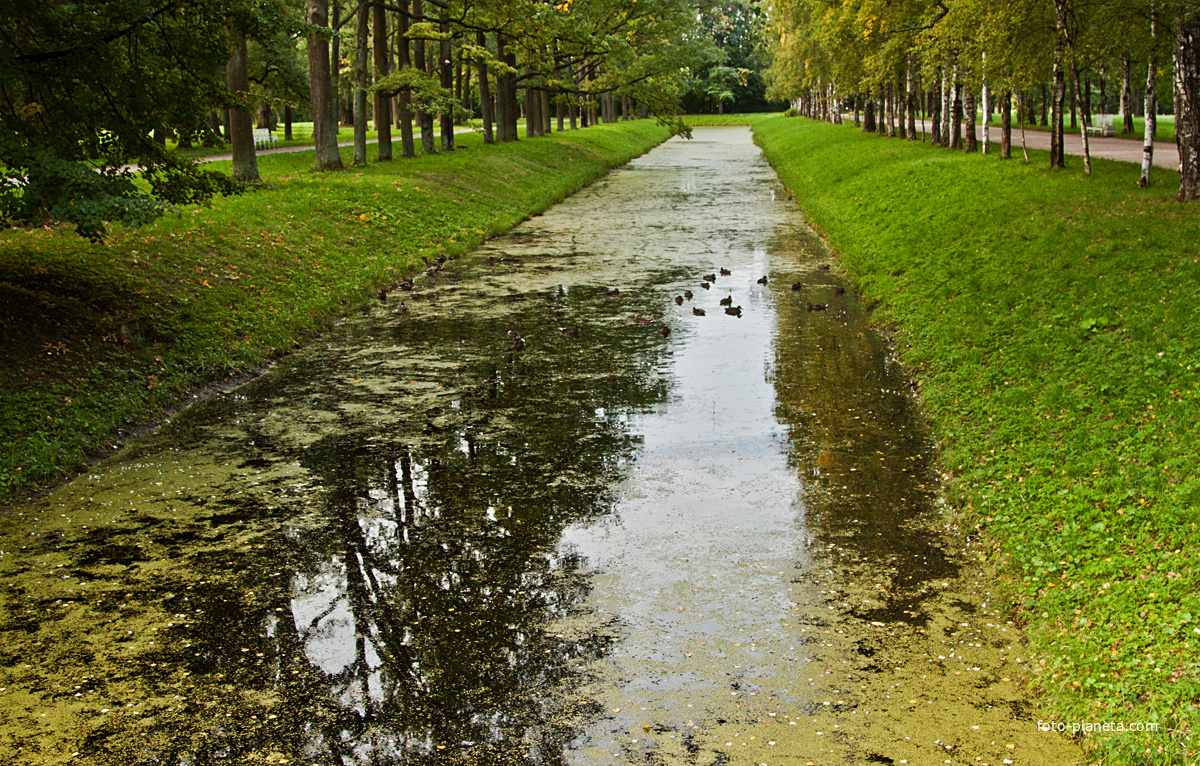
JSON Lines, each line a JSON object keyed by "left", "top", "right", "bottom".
{"left": 764, "top": 0, "right": 1200, "bottom": 200}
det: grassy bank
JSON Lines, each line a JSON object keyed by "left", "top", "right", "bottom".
{"left": 753, "top": 116, "right": 1199, "bottom": 764}
{"left": 0, "top": 120, "right": 670, "bottom": 507}
{"left": 683, "top": 112, "right": 782, "bottom": 126}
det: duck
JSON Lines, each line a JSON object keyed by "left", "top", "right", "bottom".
{"left": 398, "top": 278, "right": 414, "bottom": 291}
{"left": 487, "top": 256, "right": 501, "bottom": 266}
{"left": 817, "top": 264, "right": 831, "bottom": 271}
{"left": 675, "top": 295, "right": 684, "bottom": 305}
{"left": 719, "top": 295, "right": 733, "bottom": 306}
{"left": 507, "top": 329, "right": 520, "bottom": 339}
{"left": 476, "top": 290, "right": 486, "bottom": 298}
{"left": 661, "top": 326, "right": 671, "bottom": 337}
{"left": 833, "top": 286, "right": 846, "bottom": 295}
{"left": 512, "top": 336, "right": 526, "bottom": 350}
{"left": 377, "top": 289, "right": 388, "bottom": 303}
{"left": 683, "top": 290, "right": 694, "bottom": 300}
{"left": 700, "top": 282, "right": 710, "bottom": 290}
{"left": 560, "top": 326, "right": 581, "bottom": 337}
{"left": 703, "top": 273, "right": 717, "bottom": 282}
{"left": 807, "top": 302, "right": 827, "bottom": 312}
{"left": 634, "top": 315, "right": 655, "bottom": 325}
{"left": 435, "top": 255, "right": 447, "bottom": 265}
{"left": 693, "top": 307, "right": 706, "bottom": 316}
{"left": 757, "top": 276, "right": 768, "bottom": 285}
{"left": 791, "top": 282, "right": 803, "bottom": 291}
{"left": 719, "top": 267, "right": 732, "bottom": 276}
{"left": 605, "top": 288, "right": 621, "bottom": 297}
{"left": 724, "top": 305, "right": 743, "bottom": 317}
{"left": 399, "top": 301, "right": 410, "bottom": 313}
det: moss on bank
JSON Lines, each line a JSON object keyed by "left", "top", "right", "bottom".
{"left": 0, "top": 122, "right": 670, "bottom": 507}
{"left": 752, "top": 115, "right": 1200, "bottom": 764}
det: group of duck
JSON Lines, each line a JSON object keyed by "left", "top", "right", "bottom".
{"left": 506, "top": 263, "right": 844, "bottom": 350}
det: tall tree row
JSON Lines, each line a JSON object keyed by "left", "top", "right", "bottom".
{"left": 2, "top": 0, "right": 716, "bottom": 239}
{"left": 764, "top": 0, "right": 1200, "bottom": 200}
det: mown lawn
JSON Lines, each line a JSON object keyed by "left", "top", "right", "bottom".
{"left": 0, "top": 121, "right": 670, "bottom": 506}
{"left": 754, "top": 115, "right": 1199, "bottom": 765}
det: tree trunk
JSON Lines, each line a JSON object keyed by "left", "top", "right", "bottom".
{"left": 1050, "top": 10, "right": 1067, "bottom": 169}
{"left": 227, "top": 20, "right": 260, "bottom": 182}
{"left": 494, "top": 36, "right": 509, "bottom": 140}
{"left": 373, "top": 0, "right": 392, "bottom": 160}
{"left": 1069, "top": 67, "right": 1077, "bottom": 130}
{"left": 543, "top": 89, "right": 553, "bottom": 133}
{"left": 1140, "top": 8, "right": 1158, "bottom": 187}
{"left": 941, "top": 68, "right": 951, "bottom": 145}
{"left": 1019, "top": 92, "right": 1030, "bottom": 163}
{"left": 907, "top": 60, "right": 918, "bottom": 139}
{"left": 331, "top": 0, "right": 342, "bottom": 124}
{"left": 503, "top": 49, "right": 519, "bottom": 139}
{"left": 863, "top": 98, "right": 876, "bottom": 133}
{"left": 397, "top": 5, "right": 415, "bottom": 156}
{"left": 526, "top": 88, "right": 538, "bottom": 136}
{"left": 951, "top": 77, "right": 963, "bottom": 149}
{"left": 1083, "top": 71, "right": 1092, "bottom": 126}
{"left": 964, "top": 89, "right": 977, "bottom": 152}
{"left": 1098, "top": 65, "right": 1108, "bottom": 116}
{"left": 981, "top": 83, "right": 990, "bottom": 154}
{"left": 886, "top": 82, "right": 896, "bottom": 137}
{"left": 412, "top": 0, "right": 435, "bottom": 153}
{"left": 1122, "top": 52, "right": 1135, "bottom": 133}
{"left": 353, "top": 0, "right": 368, "bottom": 166}
{"left": 1074, "top": 66, "right": 1092, "bottom": 174}
{"left": 439, "top": 10, "right": 454, "bottom": 151}
{"left": 477, "top": 31, "right": 494, "bottom": 143}
{"left": 1001, "top": 90, "right": 1012, "bottom": 159}
{"left": 930, "top": 85, "right": 941, "bottom": 146}
{"left": 284, "top": 104, "right": 293, "bottom": 140}
{"left": 307, "top": 0, "right": 343, "bottom": 169}
{"left": 1176, "top": 6, "right": 1200, "bottom": 200}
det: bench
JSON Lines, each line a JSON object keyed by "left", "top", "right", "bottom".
{"left": 252, "top": 128, "right": 279, "bottom": 149}
{"left": 1086, "top": 114, "right": 1116, "bottom": 137}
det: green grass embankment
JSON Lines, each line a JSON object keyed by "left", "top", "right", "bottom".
{"left": 684, "top": 112, "right": 782, "bottom": 127}
{"left": 0, "top": 120, "right": 670, "bottom": 507}
{"left": 753, "top": 116, "right": 1199, "bottom": 764}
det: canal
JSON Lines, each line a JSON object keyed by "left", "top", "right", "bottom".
{"left": 0, "top": 127, "right": 1079, "bottom": 765}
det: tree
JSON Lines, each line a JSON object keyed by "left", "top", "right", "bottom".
{"left": 0, "top": 0, "right": 240, "bottom": 239}
{"left": 306, "top": 0, "right": 345, "bottom": 169}
{"left": 1173, "top": 3, "right": 1200, "bottom": 199}
{"left": 227, "top": 19, "right": 262, "bottom": 182}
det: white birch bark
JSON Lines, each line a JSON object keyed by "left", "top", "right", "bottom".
{"left": 1139, "top": 7, "right": 1158, "bottom": 187}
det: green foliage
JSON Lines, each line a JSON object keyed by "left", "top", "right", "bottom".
{"left": 0, "top": 121, "right": 670, "bottom": 507}
{"left": 754, "top": 115, "right": 1200, "bottom": 764}
{"left": 0, "top": 0, "right": 247, "bottom": 239}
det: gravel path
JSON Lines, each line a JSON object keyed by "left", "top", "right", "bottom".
{"left": 904, "top": 118, "right": 1179, "bottom": 170}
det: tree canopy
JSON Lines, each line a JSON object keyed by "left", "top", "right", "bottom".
{"left": 0, "top": 0, "right": 245, "bottom": 239}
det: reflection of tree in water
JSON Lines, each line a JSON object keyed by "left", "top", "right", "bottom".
{"left": 182, "top": 284, "right": 672, "bottom": 764}
{"left": 769, "top": 229, "right": 957, "bottom": 622}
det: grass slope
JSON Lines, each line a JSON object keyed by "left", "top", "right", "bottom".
{"left": 683, "top": 112, "right": 783, "bottom": 127}
{"left": 753, "top": 116, "right": 1199, "bottom": 764}
{"left": 0, "top": 121, "right": 669, "bottom": 506}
